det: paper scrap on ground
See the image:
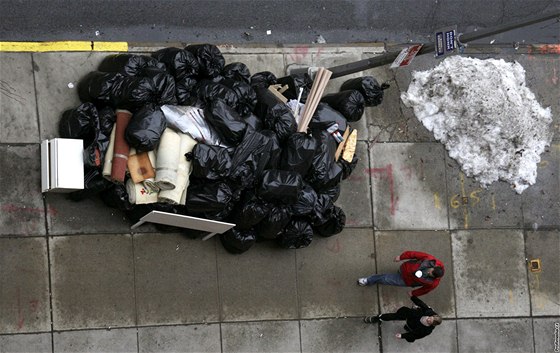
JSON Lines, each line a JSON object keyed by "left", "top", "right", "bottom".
{"left": 401, "top": 56, "right": 553, "bottom": 193}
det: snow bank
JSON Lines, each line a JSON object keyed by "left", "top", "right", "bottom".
{"left": 401, "top": 56, "right": 553, "bottom": 193}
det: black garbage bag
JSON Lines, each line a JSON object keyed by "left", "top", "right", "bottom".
{"left": 151, "top": 47, "right": 200, "bottom": 80}
{"left": 185, "top": 44, "right": 225, "bottom": 78}
{"left": 339, "top": 153, "right": 359, "bottom": 180}
{"left": 229, "top": 130, "right": 272, "bottom": 189}
{"left": 125, "top": 104, "right": 167, "bottom": 151}
{"left": 277, "top": 218, "right": 313, "bottom": 249}
{"left": 98, "top": 54, "right": 162, "bottom": 76}
{"left": 99, "top": 183, "right": 133, "bottom": 211}
{"left": 204, "top": 99, "right": 247, "bottom": 145}
{"left": 306, "top": 135, "right": 338, "bottom": 189}
{"left": 265, "top": 103, "right": 297, "bottom": 142}
{"left": 196, "top": 80, "right": 238, "bottom": 110}
{"left": 59, "top": 103, "right": 115, "bottom": 169}
{"left": 340, "top": 76, "right": 389, "bottom": 106}
{"left": 175, "top": 76, "right": 198, "bottom": 105}
{"left": 320, "top": 90, "right": 365, "bottom": 122}
{"left": 186, "top": 181, "right": 234, "bottom": 216}
{"left": 220, "top": 228, "right": 257, "bottom": 254}
{"left": 279, "top": 132, "right": 317, "bottom": 175}
{"left": 141, "top": 67, "right": 177, "bottom": 105}
{"left": 243, "top": 113, "right": 263, "bottom": 132}
{"left": 78, "top": 71, "right": 124, "bottom": 106}
{"left": 291, "top": 183, "right": 318, "bottom": 216}
{"left": 186, "top": 143, "right": 232, "bottom": 180}
{"left": 314, "top": 205, "right": 346, "bottom": 237}
{"left": 309, "top": 103, "right": 347, "bottom": 135}
{"left": 221, "top": 79, "right": 257, "bottom": 117}
{"left": 231, "top": 192, "right": 271, "bottom": 230}
{"left": 260, "top": 130, "right": 282, "bottom": 169}
{"left": 276, "top": 73, "right": 313, "bottom": 102}
{"left": 250, "top": 71, "right": 277, "bottom": 89}
{"left": 68, "top": 168, "right": 112, "bottom": 201}
{"left": 320, "top": 184, "right": 341, "bottom": 203}
{"left": 309, "top": 193, "right": 334, "bottom": 226}
{"left": 255, "top": 205, "right": 291, "bottom": 239}
{"left": 222, "top": 62, "right": 251, "bottom": 83}
{"left": 111, "top": 76, "right": 157, "bottom": 111}
{"left": 258, "top": 169, "right": 302, "bottom": 204}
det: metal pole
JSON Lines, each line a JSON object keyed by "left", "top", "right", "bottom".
{"left": 328, "top": 11, "right": 560, "bottom": 79}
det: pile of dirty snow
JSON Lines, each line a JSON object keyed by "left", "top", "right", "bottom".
{"left": 401, "top": 56, "right": 552, "bottom": 193}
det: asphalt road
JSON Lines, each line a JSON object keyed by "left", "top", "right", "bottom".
{"left": 1, "top": 0, "right": 558, "bottom": 45}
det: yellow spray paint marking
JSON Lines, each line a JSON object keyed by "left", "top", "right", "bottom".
{"left": 0, "top": 41, "right": 128, "bottom": 52}
{"left": 509, "top": 290, "right": 514, "bottom": 303}
{"left": 460, "top": 173, "right": 469, "bottom": 228}
{"left": 491, "top": 195, "right": 496, "bottom": 210}
{"left": 433, "top": 192, "right": 441, "bottom": 209}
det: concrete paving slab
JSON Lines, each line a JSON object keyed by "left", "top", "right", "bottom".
{"left": 134, "top": 233, "right": 220, "bottom": 325}
{"left": 0, "top": 332, "right": 52, "bottom": 353}
{"left": 217, "top": 241, "right": 298, "bottom": 321}
{"left": 53, "top": 328, "right": 137, "bottom": 353}
{"left": 525, "top": 230, "right": 560, "bottom": 316}
{"left": 374, "top": 231, "right": 455, "bottom": 318}
{"left": 221, "top": 320, "right": 300, "bottom": 353}
{"left": 222, "top": 53, "right": 286, "bottom": 78}
{"left": 379, "top": 319, "right": 458, "bottom": 353}
{"left": 32, "top": 52, "right": 109, "bottom": 140}
{"left": 296, "top": 228, "right": 377, "bottom": 319}
{"left": 369, "top": 143, "right": 449, "bottom": 230}
{"left": 336, "top": 141, "right": 372, "bottom": 228}
{"left": 452, "top": 230, "right": 530, "bottom": 317}
{"left": 0, "top": 238, "right": 50, "bottom": 334}
{"left": 533, "top": 317, "right": 560, "bottom": 353}
{"left": 457, "top": 318, "right": 534, "bottom": 353}
{"left": 300, "top": 318, "right": 380, "bottom": 353}
{"left": 138, "top": 324, "right": 221, "bottom": 353}
{"left": 45, "top": 194, "right": 131, "bottom": 236}
{"left": 521, "top": 144, "right": 560, "bottom": 229}
{"left": 445, "top": 156, "right": 523, "bottom": 229}
{"left": 0, "top": 53, "right": 39, "bottom": 144}
{"left": 0, "top": 145, "right": 46, "bottom": 236}
{"left": 50, "top": 235, "right": 135, "bottom": 330}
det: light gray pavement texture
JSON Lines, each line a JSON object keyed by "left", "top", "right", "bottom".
{"left": 0, "top": 44, "right": 559, "bottom": 353}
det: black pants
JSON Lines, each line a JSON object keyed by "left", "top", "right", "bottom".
{"left": 380, "top": 307, "right": 415, "bottom": 321}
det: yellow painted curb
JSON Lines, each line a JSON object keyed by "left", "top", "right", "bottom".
{"left": 0, "top": 41, "right": 128, "bottom": 52}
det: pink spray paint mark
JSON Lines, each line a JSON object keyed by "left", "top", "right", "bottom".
{"left": 366, "top": 164, "right": 397, "bottom": 215}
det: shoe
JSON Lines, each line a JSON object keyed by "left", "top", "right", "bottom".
{"left": 357, "top": 278, "right": 368, "bottom": 286}
{"left": 363, "top": 315, "right": 380, "bottom": 324}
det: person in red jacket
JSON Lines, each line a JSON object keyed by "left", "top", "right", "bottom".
{"left": 357, "top": 250, "right": 444, "bottom": 296}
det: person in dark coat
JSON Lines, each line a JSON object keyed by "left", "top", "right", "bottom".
{"left": 363, "top": 295, "right": 442, "bottom": 342}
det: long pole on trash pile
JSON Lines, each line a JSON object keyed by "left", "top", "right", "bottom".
{"left": 328, "top": 11, "right": 560, "bottom": 79}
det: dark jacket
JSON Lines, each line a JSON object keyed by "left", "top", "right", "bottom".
{"left": 400, "top": 296, "right": 437, "bottom": 342}
{"left": 399, "top": 250, "right": 445, "bottom": 296}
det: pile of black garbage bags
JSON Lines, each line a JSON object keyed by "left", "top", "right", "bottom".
{"left": 59, "top": 44, "right": 388, "bottom": 254}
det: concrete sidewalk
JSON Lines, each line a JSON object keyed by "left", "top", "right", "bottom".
{"left": 0, "top": 44, "right": 559, "bottom": 353}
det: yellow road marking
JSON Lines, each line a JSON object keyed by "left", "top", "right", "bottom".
{"left": 0, "top": 41, "right": 127, "bottom": 52}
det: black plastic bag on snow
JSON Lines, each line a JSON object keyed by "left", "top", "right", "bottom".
{"left": 186, "top": 143, "right": 232, "bottom": 180}
{"left": 320, "top": 90, "right": 365, "bottom": 122}
{"left": 111, "top": 76, "right": 157, "bottom": 112}
{"left": 220, "top": 228, "right": 257, "bottom": 254}
{"left": 243, "top": 113, "right": 263, "bottom": 132}
{"left": 279, "top": 132, "right": 317, "bottom": 176}
{"left": 141, "top": 67, "right": 177, "bottom": 105}
{"left": 99, "top": 183, "right": 133, "bottom": 211}
{"left": 309, "top": 193, "right": 334, "bottom": 226}
{"left": 258, "top": 169, "right": 302, "bottom": 204}
{"left": 277, "top": 218, "right": 313, "bottom": 249}
{"left": 196, "top": 80, "right": 238, "bottom": 110}
{"left": 314, "top": 205, "right": 346, "bottom": 237}
{"left": 260, "top": 130, "right": 282, "bottom": 169}
{"left": 276, "top": 73, "right": 313, "bottom": 102}
{"left": 230, "top": 192, "right": 271, "bottom": 230}
{"left": 222, "top": 62, "right": 251, "bottom": 83}
{"left": 78, "top": 71, "right": 124, "bottom": 106}
{"left": 124, "top": 104, "right": 167, "bottom": 151}
{"left": 185, "top": 44, "right": 225, "bottom": 78}
{"left": 340, "top": 76, "right": 389, "bottom": 106}
{"left": 221, "top": 79, "right": 257, "bottom": 117}
{"left": 151, "top": 47, "right": 200, "bottom": 80}
{"left": 68, "top": 168, "right": 112, "bottom": 201}
{"left": 204, "top": 99, "right": 247, "bottom": 145}
{"left": 291, "top": 183, "right": 317, "bottom": 216}
{"left": 186, "top": 181, "right": 234, "bottom": 215}
{"left": 229, "top": 130, "right": 272, "bottom": 189}
{"left": 339, "top": 153, "right": 359, "bottom": 180}
{"left": 250, "top": 71, "right": 277, "bottom": 89}
{"left": 255, "top": 205, "right": 291, "bottom": 240}
{"left": 175, "top": 76, "right": 198, "bottom": 105}
{"left": 309, "top": 103, "right": 347, "bottom": 135}
{"left": 98, "top": 54, "right": 162, "bottom": 76}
